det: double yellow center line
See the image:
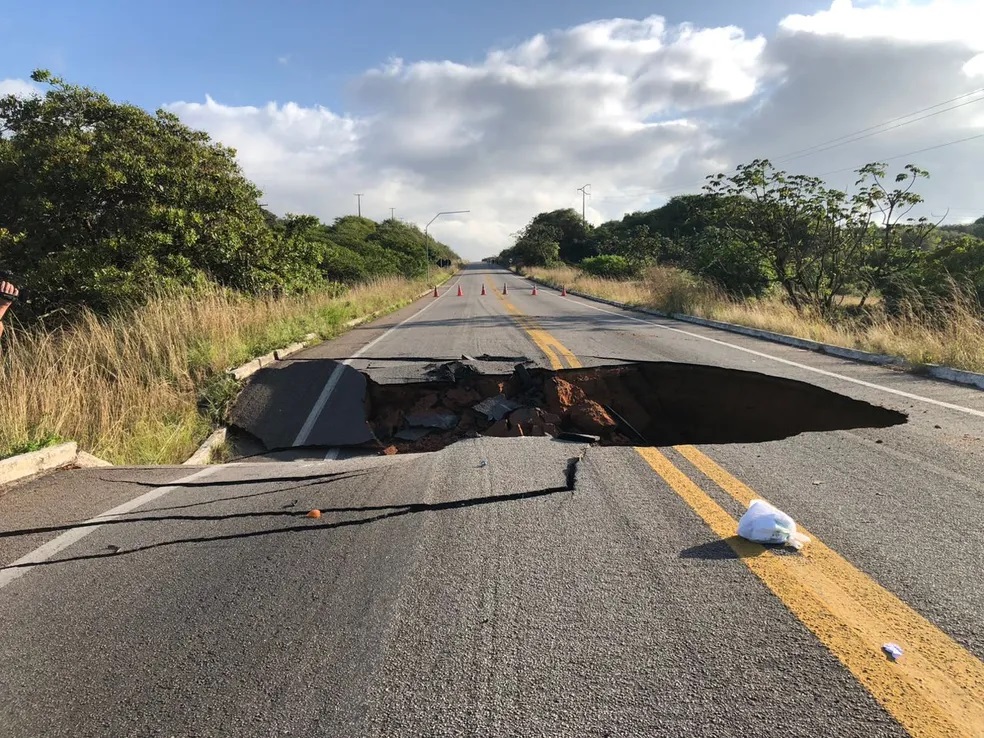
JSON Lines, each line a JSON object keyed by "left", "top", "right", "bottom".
{"left": 489, "top": 276, "right": 984, "bottom": 738}
{"left": 489, "top": 279, "right": 579, "bottom": 370}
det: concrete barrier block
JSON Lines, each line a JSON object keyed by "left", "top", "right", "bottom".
{"left": 0, "top": 442, "right": 79, "bottom": 486}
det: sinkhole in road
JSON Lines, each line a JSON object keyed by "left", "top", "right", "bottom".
{"left": 364, "top": 361, "right": 907, "bottom": 453}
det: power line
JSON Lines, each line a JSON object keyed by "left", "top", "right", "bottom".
{"left": 597, "top": 124, "right": 984, "bottom": 204}
{"left": 816, "top": 132, "right": 984, "bottom": 176}
{"left": 590, "top": 88, "right": 984, "bottom": 205}
{"left": 775, "top": 93, "right": 984, "bottom": 164}
{"left": 772, "top": 86, "right": 984, "bottom": 162}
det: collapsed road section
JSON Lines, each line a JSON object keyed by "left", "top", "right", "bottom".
{"left": 230, "top": 358, "right": 907, "bottom": 455}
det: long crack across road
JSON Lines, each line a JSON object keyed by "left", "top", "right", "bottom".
{"left": 230, "top": 358, "right": 908, "bottom": 455}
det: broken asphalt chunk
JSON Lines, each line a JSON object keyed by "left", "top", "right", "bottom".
{"left": 394, "top": 427, "right": 433, "bottom": 441}
{"left": 473, "top": 394, "right": 521, "bottom": 421}
{"left": 404, "top": 411, "right": 459, "bottom": 430}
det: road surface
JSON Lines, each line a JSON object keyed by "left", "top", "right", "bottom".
{"left": 1, "top": 264, "right": 982, "bottom": 737}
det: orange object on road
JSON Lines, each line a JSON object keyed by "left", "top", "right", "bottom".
{"left": 457, "top": 285, "right": 463, "bottom": 297}
{"left": 432, "top": 286, "right": 439, "bottom": 297}
{"left": 531, "top": 285, "right": 538, "bottom": 296}
{"left": 306, "top": 509, "right": 321, "bottom": 519}
{"left": 503, "top": 283, "right": 508, "bottom": 295}
{"left": 561, "top": 286, "right": 567, "bottom": 296}
{"left": 481, "top": 284, "right": 486, "bottom": 296}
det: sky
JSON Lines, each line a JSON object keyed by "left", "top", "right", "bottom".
{"left": 2, "top": 0, "right": 984, "bottom": 259}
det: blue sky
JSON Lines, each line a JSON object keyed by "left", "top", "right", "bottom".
{"left": 1, "top": 0, "right": 824, "bottom": 110}
{"left": 3, "top": 0, "right": 980, "bottom": 257}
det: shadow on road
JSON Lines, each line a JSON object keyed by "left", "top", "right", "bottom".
{"left": 679, "top": 535, "right": 799, "bottom": 560}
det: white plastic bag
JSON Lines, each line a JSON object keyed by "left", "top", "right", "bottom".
{"left": 737, "top": 499, "right": 811, "bottom": 550}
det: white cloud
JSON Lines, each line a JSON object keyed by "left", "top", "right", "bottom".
{"left": 169, "top": 15, "right": 767, "bottom": 257}
{"left": 0, "top": 78, "right": 40, "bottom": 98}
{"left": 160, "top": 1, "right": 982, "bottom": 257}
{"left": 781, "top": 0, "right": 984, "bottom": 49}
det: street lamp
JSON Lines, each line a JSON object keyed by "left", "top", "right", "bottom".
{"left": 424, "top": 210, "right": 469, "bottom": 282}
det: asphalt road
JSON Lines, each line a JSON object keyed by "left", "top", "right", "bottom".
{"left": 1, "top": 263, "right": 982, "bottom": 737}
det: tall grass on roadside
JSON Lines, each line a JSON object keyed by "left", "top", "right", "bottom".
{"left": 0, "top": 275, "right": 442, "bottom": 464}
{"left": 524, "top": 265, "right": 984, "bottom": 374}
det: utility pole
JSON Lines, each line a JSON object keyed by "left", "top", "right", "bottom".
{"left": 577, "top": 184, "right": 590, "bottom": 223}
{"left": 390, "top": 207, "right": 395, "bottom": 220}
{"left": 354, "top": 193, "right": 363, "bottom": 218}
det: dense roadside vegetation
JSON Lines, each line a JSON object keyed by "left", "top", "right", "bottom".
{"left": 0, "top": 71, "right": 459, "bottom": 462}
{"left": 0, "top": 276, "right": 447, "bottom": 464}
{"left": 497, "top": 159, "right": 984, "bottom": 372}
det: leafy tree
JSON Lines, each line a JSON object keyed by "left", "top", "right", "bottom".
{"left": 704, "top": 159, "right": 875, "bottom": 313}
{"left": 504, "top": 220, "right": 561, "bottom": 266}
{"left": 939, "top": 215, "right": 984, "bottom": 240}
{"left": 681, "top": 226, "right": 771, "bottom": 296}
{"left": 883, "top": 232, "right": 984, "bottom": 310}
{"left": 0, "top": 70, "right": 292, "bottom": 318}
{"left": 525, "top": 209, "right": 594, "bottom": 263}
{"left": 853, "top": 163, "right": 938, "bottom": 307}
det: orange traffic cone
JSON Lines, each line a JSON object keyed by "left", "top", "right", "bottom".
{"left": 502, "top": 283, "right": 508, "bottom": 295}
{"left": 481, "top": 284, "right": 486, "bottom": 296}
{"left": 457, "top": 284, "right": 464, "bottom": 297}
{"left": 561, "top": 286, "right": 567, "bottom": 297}
{"left": 433, "top": 286, "right": 439, "bottom": 297}
{"left": 531, "top": 284, "right": 538, "bottom": 296}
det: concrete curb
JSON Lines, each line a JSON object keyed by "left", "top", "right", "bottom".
{"left": 0, "top": 442, "right": 78, "bottom": 485}
{"left": 75, "top": 451, "right": 114, "bottom": 468}
{"left": 521, "top": 273, "right": 984, "bottom": 391}
{"left": 183, "top": 427, "right": 228, "bottom": 466}
{"left": 0, "top": 442, "right": 115, "bottom": 487}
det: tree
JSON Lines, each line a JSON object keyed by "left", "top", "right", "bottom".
{"left": 0, "top": 70, "right": 297, "bottom": 318}
{"left": 508, "top": 220, "right": 561, "bottom": 266}
{"left": 525, "top": 209, "right": 594, "bottom": 263}
{"left": 853, "top": 163, "right": 938, "bottom": 307}
{"left": 704, "top": 159, "right": 873, "bottom": 313}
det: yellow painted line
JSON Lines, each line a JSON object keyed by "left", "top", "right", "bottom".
{"left": 645, "top": 445, "right": 984, "bottom": 738}
{"left": 485, "top": 277, "right": 578, "bottom": 370}
{"left": 486, "top": 274, "right": 984, "bottom": 735}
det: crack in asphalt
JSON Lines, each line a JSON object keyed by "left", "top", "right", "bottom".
{"left": 0, "top": 458, "right": 581, "bottom": 569}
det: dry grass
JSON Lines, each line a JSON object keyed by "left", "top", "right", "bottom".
{"left": 0, "top": 275, "right": 446, "bottom": 464}
{"left": 525, "top": 265, "right": 984, "bottom": 374}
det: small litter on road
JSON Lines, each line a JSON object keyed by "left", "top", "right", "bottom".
{"left": 882, "top": 643, "right": 904, "bottom": 661}
{"left": 306, "top": 509, "right": 322, "bottom": 519}
{"left": 737, "top": 499, "right": 811, "bottom": 550}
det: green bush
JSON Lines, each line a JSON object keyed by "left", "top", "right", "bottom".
{"left": 0, "top": 71, "right": 460, "bottom": 325}
{"left": 580, "top": 255, "right": 637, "bottom": 279}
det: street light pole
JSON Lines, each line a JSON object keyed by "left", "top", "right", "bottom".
{"left": 577, "top": 184, "right": 590, "bottom": 223}
{"left": 424, "top": 210, "right": 469, "bottom": 282}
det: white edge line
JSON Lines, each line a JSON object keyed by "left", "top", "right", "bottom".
{"left": 290, "top": 279, "right": 461, "bottom": 450}
{"left": 0, "top": 466, "right": 222, "bottom": 591}
{"left": 539, "top": 288, "right": 984, "bottom": 419}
